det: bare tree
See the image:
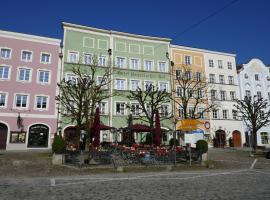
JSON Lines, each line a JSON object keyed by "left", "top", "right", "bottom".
{"left": 56, "top": 56, "right": 113, "bottom": 145}
{"left": 234, "top": 96, "right": 270, "bottom": 152}
{"left": 127, "top": 84, "right": 172, "bottom": 144}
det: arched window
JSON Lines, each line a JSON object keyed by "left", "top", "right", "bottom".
{"left": 27, "top": 124, "right": 49, "bottom": 148}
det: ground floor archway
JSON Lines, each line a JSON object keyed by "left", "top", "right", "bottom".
{"left": 27, "top": 124, "right": 49, "bottom": 148}
{"left": 232, "top": 130, "right": 242, "bottom": 147}
{"left": 214, "top": 129, "right": 226, "bottom": 148}
{"left": 0, "top": 123, "right": 8, "bottom": 150}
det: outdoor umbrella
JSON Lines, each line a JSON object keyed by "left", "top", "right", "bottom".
{"left": 155, "top": 111, "right": 161, "bottom": 146}
{"left": 92, "top": 107, "right": 100, "bottom": 147}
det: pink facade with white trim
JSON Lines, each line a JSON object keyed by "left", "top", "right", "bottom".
{"left": 0, "top": 30, "right": 61, "bottom": 150}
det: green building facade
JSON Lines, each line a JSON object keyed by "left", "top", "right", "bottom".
{"left": 61, "top": 22, "right": 173, "bottom": 143}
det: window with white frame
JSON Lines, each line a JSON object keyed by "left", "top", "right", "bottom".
{"left": 257, "top": 91, "right": 262, "bottom": 99}
{"left": 210, "top": 90, "right": 217, "bottom": 100}
{"left": 212, "top": 109, "right": 218, "bottom": 119}
{"left": 65, "top": 100, "right": 75, "bottom": 114}
{"left": 35, "top": 96, "right": 48, "bottom": 109}
{"left": 84, "top": 53, "right": 92, "bottom": 64}
{"left": 21, "top": 51, "right": 32, "bottom": 62}
{"left": 159, "top": 82, "right": 168, "bottom": 92}
{"left": 178, "top": 108, "right": 184, "bottom": 118}
{"left": 198, "top": 108, "right": 205, "bottom": 119}
{"left": 176, "top": 86, "right": 183, "bottom": 97}
{"left": 158, "top": 61, "right": 167, "bottom": 72}
{"left": 68, "top": 51, "right": 78, "bottom": 63}
{"left": 227, "top": 62, "right": 232, "bottom": 70}
{"left": 222, "top": 110, "right": 228, "bottom": 119}
{"left": 66, "top": 74, "right": 77, "bottom": 85}
{"left": 98, "top": 102, "right": 107, "bottom": 115}
{"left": 232, "top": 110, "right": 238, "bottom": 120}
{"left": 188, "top": 107, "right": 194, "bottom": 117}
{"left": 130, "top": 80, "right": 140, "bottom": 91}
{"left": 196, "top": 72, "right": 201, "bottom": 81}
{"left": 228, "top": 76, "right": 234, "bottom": 84}
{"left": 116, "top": 57, "right": 125, "bottom": 68}
{"left": 116, "top": 102, "right": 125, "bottom": 115}
{"left": 218, "top": 60, "right": 223, "bottom": 69}
{"left": 176, "top": 70, "right": 181, "bottom": 79}
{"left": 131, "top": 103, "right": 140, "bottom": 116}
{"left": 219, "top": 75, "right": 225, "bottom": 84}
{"left": 99, "top": 55, "right": 106, "bottom": 66}
{"left": 38, "top": 70, "right": 50, "bottom": 84}
{"left": 209, "top": 74, "right": 215, "bottom": 83}
{"left": 209, "top": 59, "right": 214, "bottom": 67}
{"left": 97, "top": 77, "right": 108, "bottom": 89}
{"left": 0, "top": 48, "right": 11, "bottom": 59}
{"left": 146, "top": 104, "right": 152, "bottom": 115}
{"left": 245, "top": 90, "right": 251, "bottom": 98}
{"left": 0, "top": 66, "right": 10, "bottom": 79}
{"left": 18, "top": 68, "right": 31, "bottom": 82}
{"left": 197, "top": 89, "right": 203, "bottom": 98}
{"left": 187, "top": 88, "right": 193, "bottom": 98}
{"left": 144, "top": 60, "right": 153, "bottom": 71}
{"left": 230, "top": 91, "right": 236, "bottom": 100}
{"left": 15, "top": 94, "right": 28, "bottom": 108}
{"left": 115, "top": 79, "right": 126, "bottom": 90}
{"left": 0, "top": 93, "right": 6, "bottom": 107}
{"left": 130, "top": 58, "right": 139, "bottom": 70}
{"left": 41, "top": 53, "right": 51, "bottom": 64}
{"left": 144, "top": 81, "right": 154, "bottom": 91}
{"left": 261, "top": 132, "right": 269, "bottom": 144}
{"left": 220, "top": 90, "right": 226, "bottom": 101}
{"left": 185, "top": 71, "right": 192, "bottom": 80}
{"left": 255, "top": 74, "right": 259, "bottom": 81}
{"left": 184, "top": 55, "right": 192, "bottom": 65}
{"left": 160, "top": 105, "right": 169, "bottom": 117}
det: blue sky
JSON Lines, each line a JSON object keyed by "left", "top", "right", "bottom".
{"left": 1, "top": 0, "right": 269, "bottom": 64}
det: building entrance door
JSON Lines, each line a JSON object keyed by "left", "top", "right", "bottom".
{"left": 0, "top": 123, "right": 8, "bottom": 150}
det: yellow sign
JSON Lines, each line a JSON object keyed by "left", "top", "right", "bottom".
{"left": 176, "top": 119, "right": 202, "bottom": 131}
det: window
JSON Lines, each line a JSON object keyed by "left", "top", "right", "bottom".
{"left": 68, "top": 52, "right": 78, "bottom": 63}
{"left": 66, "top": 74, "right": 77, "bottom": 85}
{"left": 209, "top": 59, "right": 214, "bottom": 67}
{"left": 98, "top": 102, "right": 107, "bottom": 115}
{"left": 144, "top": 60, "right": 153, "bottom": 71}
{"left": 18, "top": 68, "right": 31, "bottom": 82}
{"left": 99, "top": 55, "right": 106, "bottom": 66}
{"left": 228, "top": 76, "right": 234, "bottom": 85}
{"left": 15, "top": 94, "right": 28, "bottom": 108}
{"left": 185, "top": 71, "right": 192, "bottom": 80}
{"left": 196, "top": 72, "right": 202, "bottom": 81}
{"left": 0, "top": 93, "right": 6, "bottom": 107}
{"left": 116, "top": 57, "right": 125, "bottom": 68}
{"left": 158, "top": 62, "right": 167, "bottom": 72}
{"left": 198, "top": 108, "right": 205, "bottom": 119}
{"left": 84, "top": 53, "right": 92, "bottom": 64}
{"left": 0, "top": 66, "right": 10, "bottom": 79}
{"left": 187, "top": 88, "right": 193, "bottom": 98}
{"left": 41, "top": 53, "right": 51, "bottom": 64}
{"left": 10, "top": 132, "right": 26, "bottom": 143}
{"left": 159, "top": 82, "right": 168, "bottom": 92}
{"left": 218, "top": 60, "right": 223, "bottom": 69}
{"left": 115, "top": 79, "right": 126, "bottom": 90}
{"left": 197, "top": 89, "right": 203, "bottom": 98}
{"left": 219, "top": 75, "right": 225, "bottom": 84}
{"left": 38, "top": 70, "right": 50, "bottom": 84}
{"left": 232, "top": 110, "right": 238, "bottom": 120}
{"left": 212, "top": 110, "right": 218, "bottom": 119}
{"left": 188, "top": 107, "right": 194, "bottom": 117}
{"left": 257, "top": 91, "right": 262, "bottom": 99}
{"left": 185, "top": 55, "right": 192, "bottom": 65}
{"left": 261, "top": 132, "right": 269, "bottom": 144}
{"left": 21, "top": 51, "right": 32, "bottom": 62}
{"left": 176, "top": 87, "right": 183, "bottom": 97}
{"left": 227, "top": 62, "right": 232, "bottom": 70}
{"left": 144, "top": 81, "right": 154, "bottom": 91}
{"left": 230, "top": 91, "right": 236, "bottom": 100}
{"left": 130, "top": 58, "right": 139, "bottom": 70}
{"left": 268, "top": 92, "right": 270, "bottom": 101}
{"left": 220, "top": 91, "right": 226, "bottom": 101}
{"left": 210, "top": 90, "right": 217, "bottom": 100}
{"left": 97, "top": 77, "right": 108, "bottom": 89}
{"left": 245, "top": 90, "right": 251, "bottom": 98}
{"left": 146, "top": 104, "right": 152, "bottom": 115}
{"left": 131, "top": 103, "right": 140, "bottom": 116}
{"left": 0, "top": 48, "right": 11, "bottom": 59}
{"left": 160, "top": 105, "right": 169, "bottom": 117}
{"left": 178, "top": 108, "right": 184, "bottom": 118}
{"left": 176, "top": 70, "right": 181, "bottom": 80}
{"left": 130, "top": 80, "right": 140, "bottom": 91}
{"left": 209, "top": 74, "right": 215, "bottom": 83}
{"left": 222, "top": 110, "right": 228, "bottom": 119}
{"left": 65, "top": 101, "right": 75, "bottom": 114}
{"left": 116, "top": 102, "right": 125, "bottom": 115}
{"left": 35, "top": 96, "right": 48, "bottom": 109}
{"left": 255, "top": 74, "right": 259, "bottom": 81}
{"left": 244, "top": 73, "right": 248, "bottom": 79}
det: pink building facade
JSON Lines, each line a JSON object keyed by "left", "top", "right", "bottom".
{"left": 0, "top": 30, "right": 61, "bottom": 150}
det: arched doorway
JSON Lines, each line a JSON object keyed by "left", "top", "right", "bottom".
{"left": 215, "top": 130, "right": 226, "bottom": 148}
{"left": 64, "top": 126, "right": 79, "bottom": 149}
{"left": 27, "top": 124, "right": 49, "bottom": 148}
{"left": 0, "top": 123, "right": 8, "bottom": 150}
{"left": 232, "top": 130, "right": 242, "bottom": 147}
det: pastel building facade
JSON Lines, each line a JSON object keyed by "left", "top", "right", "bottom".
{"left": 237, "top": 58, "right": 270, "bottom": 147}
{"left": 61, "top": 23, "right": 173, "bottom": 144}
{"left": 0, "top": 30, "right": 61, "bottom": 150}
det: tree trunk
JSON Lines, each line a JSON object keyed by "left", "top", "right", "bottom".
{"left": 252, "top": 130, "right": 257, "bottom": 153}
